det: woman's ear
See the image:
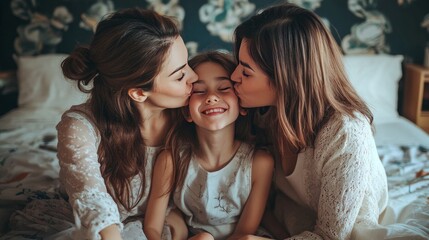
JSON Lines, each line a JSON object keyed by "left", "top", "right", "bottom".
{"left": 128, "top": 88, "right": 149, "bottom": 102}
{"left": 239, "top": 107, "right": 248, "bottom": 116}
{"left": 181, "top": 107, "right": 193, "bottom": 122}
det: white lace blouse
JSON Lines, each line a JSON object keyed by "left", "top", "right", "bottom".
{"left": 56, "top": 103, "right": 159, "bottom": 240}
{"left": 273, "top": 112, "right": 389, "bottom": 240}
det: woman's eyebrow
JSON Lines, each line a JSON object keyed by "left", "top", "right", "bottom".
{"left": 168, "top": 63, "right": 186, "bottom": 77}
{"left": 239, "top": 60, "right": 254, "bottom": 71}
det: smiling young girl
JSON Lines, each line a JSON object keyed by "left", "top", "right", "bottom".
{"left": 144, "top": 51, "right": 274, "bottom": 240}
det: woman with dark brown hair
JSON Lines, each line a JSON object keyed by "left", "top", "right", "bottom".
{"left": 55, "top": 7, "right": 198, "bottom": 240}
{"left": 230, "top": 3, "right": 389, "bottom": 240}
{"left": 50, "top": 7, "right": 196, "bottom": 240}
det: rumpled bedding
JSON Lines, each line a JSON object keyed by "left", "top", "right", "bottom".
{"left": 0, "top": 122, "right": 428, "bottom": 238}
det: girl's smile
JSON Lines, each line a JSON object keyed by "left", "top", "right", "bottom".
{"left": 202, "top": 107, "right": 227, "bottom": 115}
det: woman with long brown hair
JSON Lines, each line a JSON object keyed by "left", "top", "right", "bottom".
{"left": 231, "top": 3, "right": 389, "bottom": 239}
{"left": 48, "top": 7, "right": 196, "bottom": 240}
{"left": 56, "top": 7, "right": 198, "bottom": 240}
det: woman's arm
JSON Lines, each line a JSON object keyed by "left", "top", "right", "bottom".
{"left": 57, "top": 113, "right": 123, "bottom": 239}
{"left": 228, "top": 150, "right": 274, "bottom": 240}
{"left": 295, "top": 116, "right": 377, "bottom": 240}
{"left": 144, "top": 150, "right": 176, "bottom": 240}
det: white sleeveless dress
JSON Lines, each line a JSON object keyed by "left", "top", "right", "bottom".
{"left": 173, "top": 142, "right": 254, "bottom": 240}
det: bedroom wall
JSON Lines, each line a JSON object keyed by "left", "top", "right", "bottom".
{"left": 0, "top": 0, "right": 428, "bottom": 114}
{"left": 1, "top": 0, "right": 428, "bottom": 71}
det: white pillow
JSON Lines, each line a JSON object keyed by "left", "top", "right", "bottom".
{"left": 15, "top": 54, "right": 88, "bottom": 112}
{"left": 342, "top": 54, "right": 404, "bottom": 124}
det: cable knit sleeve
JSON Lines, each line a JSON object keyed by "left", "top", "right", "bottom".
{"left": 288, "top": 114, "right": 374, "bottom": 240}
{"left": 56, "top": 111, "right": 122, "bottom": 240}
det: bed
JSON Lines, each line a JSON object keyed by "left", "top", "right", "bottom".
{"left": 0, "top": 54, "right": 428, "bottom": 238}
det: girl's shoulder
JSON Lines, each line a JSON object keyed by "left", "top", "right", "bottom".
{"left": 238, "top": 141, "right": 274, "bottom": 167}
{"left": 236, "top": 141, "right": 257, "bottom": 159}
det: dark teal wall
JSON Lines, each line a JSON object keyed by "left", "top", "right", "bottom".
{"left": 1, "top": 0, "right": 428, "bottom": 70}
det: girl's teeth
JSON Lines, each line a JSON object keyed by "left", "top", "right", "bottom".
{"left": 204, "top": 108, "right": 225, "bottom": 114}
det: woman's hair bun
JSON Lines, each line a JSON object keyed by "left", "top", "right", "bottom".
{"left": 62, "top": 46, "right": 98, "bottom": 84}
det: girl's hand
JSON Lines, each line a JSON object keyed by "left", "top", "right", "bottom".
{"left": 189, "top": 232, "right": 214, "bottom": 240}
{"left": 99, "top": 224, "right": 122, "bottom": 240}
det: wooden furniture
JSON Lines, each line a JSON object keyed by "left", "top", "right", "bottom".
{"left": 403, "top": 64, "right": 429, "bottom": 134}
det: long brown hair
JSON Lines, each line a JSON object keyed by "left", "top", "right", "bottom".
{"left": 166, "top": 51, "right": 252, "bottom": 193}
{"left": 234, "top": 3, "right": 373, "bottom": 160}
{"left": 61, "top": 8, "right": 179, "bottom": 211}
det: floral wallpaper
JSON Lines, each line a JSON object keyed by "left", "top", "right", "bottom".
{"left": 0, "top": 0, "right": 428, "bottom": 71}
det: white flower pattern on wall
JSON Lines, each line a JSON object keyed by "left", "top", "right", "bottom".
{"left": 11, "top": 0, "right": 73, "bottom": 55}
{"left": 3, "top": 0, "right": 428, "bottom": 68}
{"left": 146, "top": 0, "right": 185, "bottom": 30}
{"left": 289, "top": 0, "right": 322, "bottom": 10}
{"left": 422, "top": 13, "right": 429, "bottom": 32}
{"left": 199, "top": 0, "right": 255, "bottom": 42}
{"left": 80, "top": 0, "right": 115, "bottom": 32}
{"left": 342, "top": 0, "right": 392, "bottom": 54}
{"left": 186, "top": 41, "right": 199, "bottom": 59}
{"left": 289, "top": 0, "right": 331, "bottom": 31}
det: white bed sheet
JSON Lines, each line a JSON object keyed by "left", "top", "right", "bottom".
{"left": 0, "top": 107, "right": 64, "bottom": 130}
{"left": 0, "top": 108, "right": 63, "bottom": 235}
{"left": 374, "top": 116, "right": 429, "bottom": 148}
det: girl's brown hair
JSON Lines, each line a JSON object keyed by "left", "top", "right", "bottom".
{"left": 61, "top": 8, "right": 179, "bottom": 211}
{"left": 234, "top": 3, "right": 373, "bottom": 159}
{"left": 166, "top": 51, "right": 252, "bottom": 193}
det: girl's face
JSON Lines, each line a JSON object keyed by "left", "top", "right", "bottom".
{"left": 231, "top": 39, "right": 276, "bottom": 107}
{"left": 148, "top": 36, "right": 198, "bottom": 108}
{"left": 187, "top": 61, "right": 239, "bottom": 131}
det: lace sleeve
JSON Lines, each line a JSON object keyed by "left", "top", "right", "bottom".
{"left": 288, "top": 115, "right": 374, "bottom": 240}
{"left": 56, "top": 112, "right": 122, "bottom": 240}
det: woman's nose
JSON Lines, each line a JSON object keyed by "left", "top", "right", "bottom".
{"left": 187, "top": 66, "right": 198, "bottom": 84}
{"left": 230, "top": 66, "right": 241, "bottom": 83}
{"left": 205, "top": 95, "right": 219, "bottom": 104}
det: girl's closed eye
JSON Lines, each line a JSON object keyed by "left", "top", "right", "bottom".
{"left": 219, "top": 86, "right": 232, "bottom": 92}
{"left": 218, "top": 80, "right": 233, "bottom": 91}
{"left": 192, "top": 88, "right": 206, "bottom": 94}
